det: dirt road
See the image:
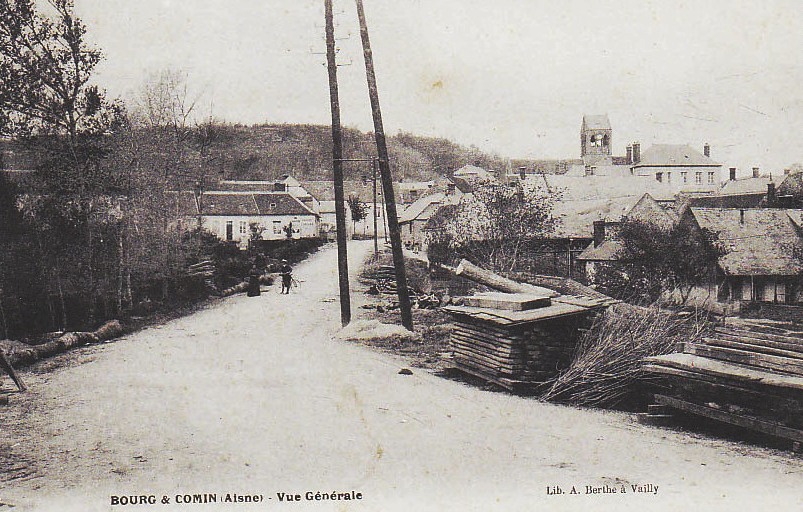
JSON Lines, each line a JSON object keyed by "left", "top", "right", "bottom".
{"left": 0, "top": 241, "right": 800, "bottom": 511}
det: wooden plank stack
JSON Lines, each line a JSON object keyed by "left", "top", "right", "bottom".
{"left": 643, "top": 321, "right": 803, "bottom": 446}
{"left": 445, "top": 292, "right": 603, "bottom": 393}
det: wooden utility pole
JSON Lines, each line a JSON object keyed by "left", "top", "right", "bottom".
{"left": 354, "top": 0, "right": 413, "bottom": 330}
{"left": 324, "top": 0, "right": 351, "bottom": 326}
{"left": 372, "top": 157, "right": 379, "bottom": 258}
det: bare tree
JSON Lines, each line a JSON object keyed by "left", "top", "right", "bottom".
{"left": 443, "top": 181, "right": 560, "bottom": 273}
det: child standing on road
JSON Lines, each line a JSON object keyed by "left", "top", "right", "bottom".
{"left": 280, "top": 259, "right": 293, "bottom": 294}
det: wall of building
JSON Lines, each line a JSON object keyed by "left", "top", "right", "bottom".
{"left": 201, "top": 214, "right": 319, "bottom": 248}
{"left": 633, "top": 165, "right": 721, "bottom": 194}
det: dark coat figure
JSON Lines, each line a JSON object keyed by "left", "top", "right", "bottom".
{"left": 247, "top": 265, "right": 261, "bottom": 297}
{"left": 280, "top": 260, "right": 293, "bottom": 294}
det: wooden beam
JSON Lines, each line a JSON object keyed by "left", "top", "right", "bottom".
{"left": 654, "top": 394, "right": 803, "bottom": 443}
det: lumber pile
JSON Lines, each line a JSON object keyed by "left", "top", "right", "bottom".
{"left": 643, "top": 321, "right": 803, "bottom": 445}
{"left": 187, "top": 260, "right": 217, "bottom": 293}
{"left": 444, "top": 292, "right": 607, "bottom": 393}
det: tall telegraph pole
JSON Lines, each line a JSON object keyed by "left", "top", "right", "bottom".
{"left": 372, "top": 157, "right": 379, "bottom": 258}
{"left": 324, "top": 0, "right": 351, "bottom": 326}
{"left": 354, "top": 0, "right": 413, "bottom": 330}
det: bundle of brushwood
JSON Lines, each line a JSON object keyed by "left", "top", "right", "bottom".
{"left": 541, "top": 304, "right": 711, "bottom": 408}
{"left": 643, "top": 319, "right": 803, "bottom": 445}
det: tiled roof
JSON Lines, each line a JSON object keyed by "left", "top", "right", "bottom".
{"left": 689, "top": 208, "right": 803, "bottom": 276}
{"left": 679, "top": 193, "right": 765, "bottom": 211}
{"left": 399, "top": 193, "right": 446, "bottom": 224}
{"left": 252, "top": 193, "right": 317, "bottom": 216}
{"left": 552, "top": 196, "right": 639, "bottom": 238}
{"left": 778, "top": 172, "right": 803, "bottom": 197}
{"left": 582, "top": 114, "right": 611, "bottom": 130}
{"left": 177, "top": 191, "right": 317, "bottom": 217}
{"left": 531, "top": 174, "right": 676, "bottom": 202}
{"left": 453, "top": 165, "right": 494, "bottom": 179}
{"left": 449, "top": 175, "right": 478, "bottom": 193}
{"left": 720, "top": 176, "right": 773, "bottom": 196}
{"left": 634, "top": 144, "right": 719, "bottom": 167}
{"left": 201, "top": 193, "right": 259, "bottom": 215}
{"left": 627, "top": 193, "right": 677, "bottom": 229}
{"left": 301, "top": 180, "right": 398, "bottom": 203}
{"left": 577, "top": 240, "right": 624, "bottom": 262}
{"left": 214, "top": 181, "right": 279, "bottom": 192}
{"left": 423, "top": 203, "right": 458, "bottom": 231}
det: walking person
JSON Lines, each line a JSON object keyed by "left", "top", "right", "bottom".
{"left": 246, "top": 264, "right": 261, "bottom": 297}
{"left": 280, "top": 259, "right": 293, "bottom": 294}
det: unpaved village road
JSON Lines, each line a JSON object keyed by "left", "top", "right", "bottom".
{"left": 1, "top": 241, "right": 800, "bottom": 512}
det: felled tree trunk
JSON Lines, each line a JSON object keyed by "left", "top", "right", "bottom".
{"left": 454, "top": 259, "right": 559, "bottom": 297}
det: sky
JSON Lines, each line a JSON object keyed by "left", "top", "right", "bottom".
{"left": 70, "top": 0, "right": 803, "bottom": 176}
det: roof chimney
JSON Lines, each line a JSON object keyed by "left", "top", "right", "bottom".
{"left": 729, "top": 167, "right": 737, "bottom": 181}
{"left": 626, "top": 145, "right": 633, "bottom": 164}
{"left": 767, "top": 182, "right": 776, "bottom": 207}
{"left": 593, "top": 220, "right": 606, "bottom": 248}
{"left": 632, "top": 142, "right": 641, "bottom": 164}
{"left": 703, "top": 143, "right": 710, "bottom": 158}
{"left": 739, "top": 209, "right": 745, "bottom": 225}
{"left": 752, "top": 167, "right": 760, "bottom": 178}
{"left": 519, "top": 166, "right": 526, "bottom": 180}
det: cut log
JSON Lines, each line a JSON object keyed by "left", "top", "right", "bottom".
{"left": 93, "top": 320, "right": 124, "bottom": 342}
{"left": 454, "top": 259, "right": 559, "bottom": 297}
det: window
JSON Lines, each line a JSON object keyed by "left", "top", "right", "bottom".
{"left": 273, "top": 221, "right": 282, "bottom": 234}
{"left": 656, "top": 172, "right": 663, "bottom": 183}
{"left": 666, "top": 172, "right": 672, "bottom": 183}
{"left": 695, "top": 172, "right": 702, "bottom": 185}
{"left": 239, "top": 221, "right": 247, "bottom": 234}
{"left": 681, "top": 172, "right": 688, "bottom": 184}
{"left": 708, "top": 171, "right": 715, "bottom": 185}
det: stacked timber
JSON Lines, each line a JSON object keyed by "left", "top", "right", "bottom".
{"left": 444, "top": 291, "right": 608, "bottom": 393}
{"left": 187, "top": 260, "right": 217, "bottom": 293}
{"left": 644, "top": 321, "right": 803, "bottom": 446}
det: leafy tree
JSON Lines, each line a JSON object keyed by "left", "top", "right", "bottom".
{"left": 594, "top": 219, "right": 725, "bottom": 305}
{"left": 1, "top": 0, "right": 125, "bottom": 328}
{"left": 347, "top": 195, "right": 368, "bottom": 233}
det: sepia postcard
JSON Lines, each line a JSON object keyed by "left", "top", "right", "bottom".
{"left": 0, "top": 1, "right": 801, "bottom": 511}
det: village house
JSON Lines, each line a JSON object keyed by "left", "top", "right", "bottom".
{"left": 629, "top": 143, "right": 721, "bottom": 195}
{"left": 177, "top": 190, "right": 320, "bottom": 249}
{"left": 679, "top": 207, "right": 803, "bottom": 306}
{"left": 398, "top": 192, "right": 458, "bottom": 251}
{"left": 575, "top": 193, "right": 677, "bottom": 280}
{"left": 301, "top": 179, "right": 394, "bottom": 239}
